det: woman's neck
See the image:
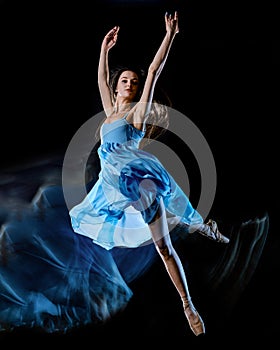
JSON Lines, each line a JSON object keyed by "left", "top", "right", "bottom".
{"left": 113, "top": 103, "right": 131, "bottom": 114}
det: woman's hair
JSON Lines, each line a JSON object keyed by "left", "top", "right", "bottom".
{"left": 96, "top": 65, "right": 172, "bottom": 148}
{"left": 142, "top": 84, "right": 172, "bottom": 148}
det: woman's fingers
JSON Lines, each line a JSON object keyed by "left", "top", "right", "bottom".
{"left": 165, "top": 11, "right": 179, "bottom": 33}
{"left": 112, "top": 26, "right": 120, "bottom": 33}
{"left": 107, "top": 26, "right": 119, "bottom": 37}
{"left": 165, "top": 11, "right": 178, "bottom": 20}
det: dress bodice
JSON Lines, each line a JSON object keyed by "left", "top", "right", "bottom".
{"left": 100, "top": 115, "right": 145, "bottom": 147}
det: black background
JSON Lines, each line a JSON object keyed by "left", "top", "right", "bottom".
{"left": 0, "top": 0, "right": 278, "bottom": 346}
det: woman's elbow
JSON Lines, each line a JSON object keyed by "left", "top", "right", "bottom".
{"left": 148, "top": 65, "right": 158, "bottom": 76}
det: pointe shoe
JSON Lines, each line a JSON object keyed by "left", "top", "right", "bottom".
{"left": 197, "top": 219, "right": 230, "bottom": 243}
{"left": 183, "top": 298, "right": 205, "bottom": 336}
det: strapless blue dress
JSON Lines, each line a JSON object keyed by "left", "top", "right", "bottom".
{"left": 69, "top": 115, "right": 203, "bottom": 250}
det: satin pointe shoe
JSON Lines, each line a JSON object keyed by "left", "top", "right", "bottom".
{"left": 182, "top": 298, "right": 205, "bottom": 336}
{"left": 197, "top": 219, "right": 230, "bottom": 243}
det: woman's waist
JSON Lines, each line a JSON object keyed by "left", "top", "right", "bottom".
{"left": 99, "top": 140, "right": 140, "bottom": 152}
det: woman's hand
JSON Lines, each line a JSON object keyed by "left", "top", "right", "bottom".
{"left": 165, "top": 11, "right": 179, "bottom": 36}
{"left": 101, "top": 26, "right": 120, "bottom": 51}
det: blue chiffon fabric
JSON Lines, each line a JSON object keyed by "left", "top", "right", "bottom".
{"left": 0, "top": 181, "right": 158, "bottom": 333}
{"left": 0, "top": 115, "right": 203, "bottom": 333}
{"left": 70, "top": 115, "right": 203, "bottom": 250}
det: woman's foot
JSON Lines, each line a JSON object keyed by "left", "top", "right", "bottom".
{"left": 182, "top": 298, "right": 205, "bottom": 336}
{"left": 197, "top": 219, "right": 230, "bottom": 243}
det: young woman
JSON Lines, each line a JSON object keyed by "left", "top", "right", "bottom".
{"left": 69, "top": 11, "right": 230, "bottom": 336}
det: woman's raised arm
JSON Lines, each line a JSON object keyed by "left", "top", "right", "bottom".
{"left": 133, "top": 11, "right": 179, "bottom": 129}
{"left": 98, "top": 26, "right": 120, "bottom": 116}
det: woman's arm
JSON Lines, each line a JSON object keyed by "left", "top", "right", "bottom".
{"left": 98, "top": 26, "right": 119, "bottom": 116}
{"left": 133, "top": 11, "right": 179, "bottom": 129}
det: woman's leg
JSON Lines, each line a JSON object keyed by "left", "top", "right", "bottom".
{"left": 148, "top": 198, "right": 205, "bottom": 336}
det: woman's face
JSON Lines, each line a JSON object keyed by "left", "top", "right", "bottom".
{"left": 116, "top": 70, "right": 139, "bottom": 101}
